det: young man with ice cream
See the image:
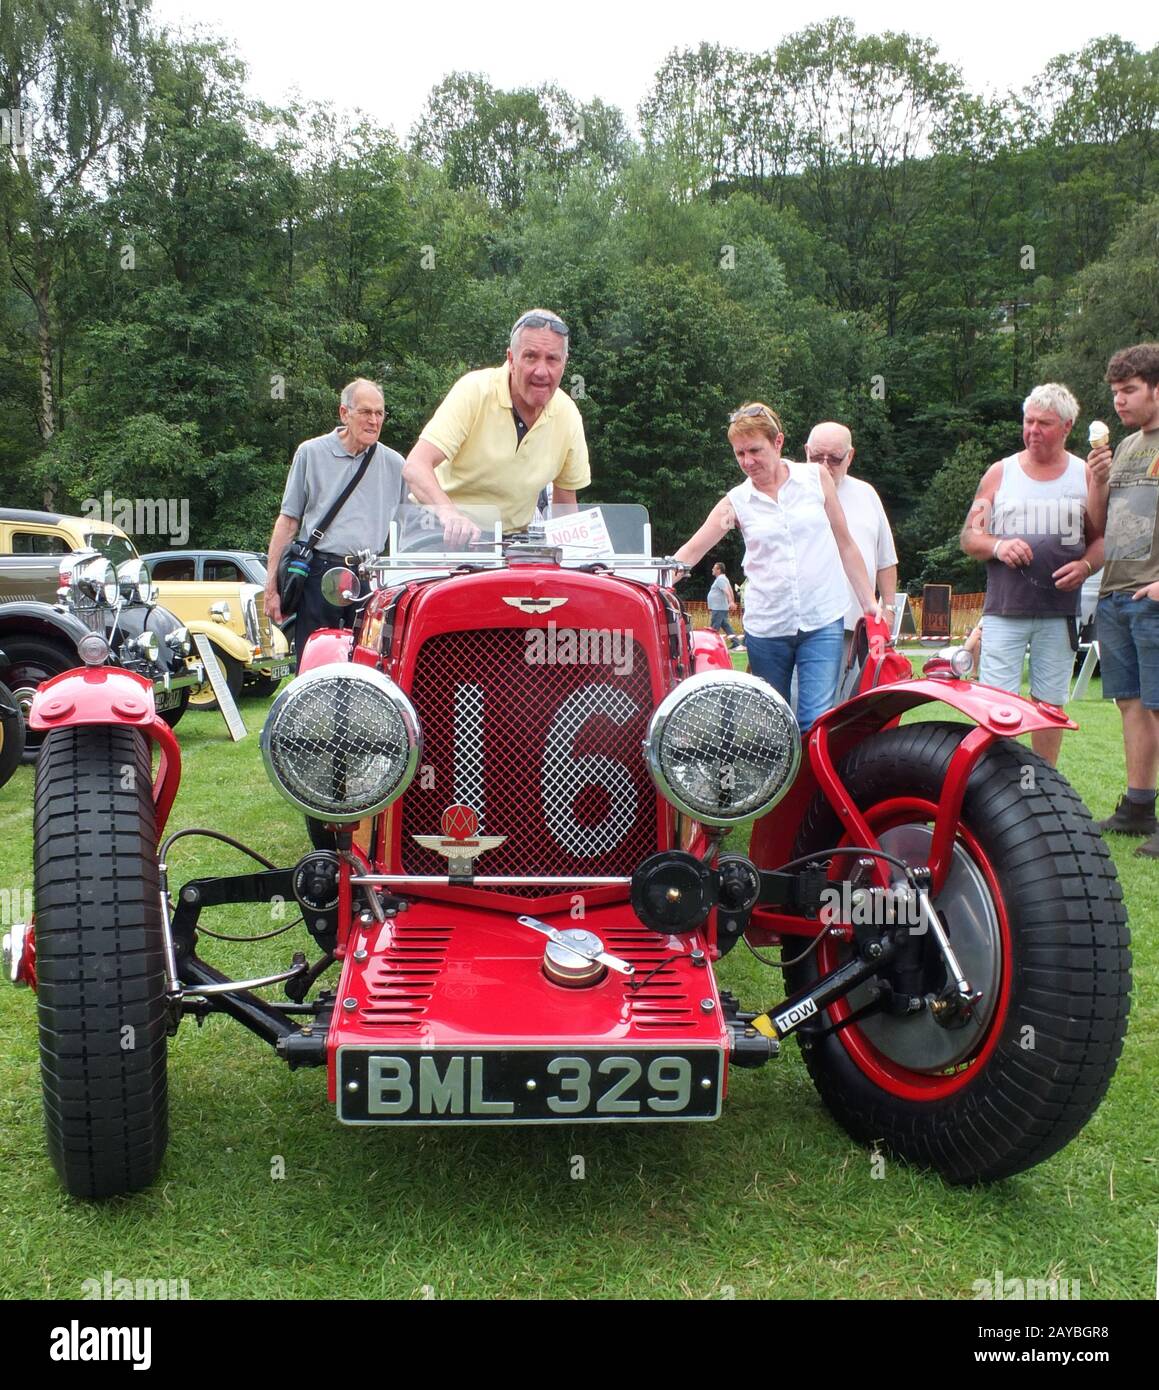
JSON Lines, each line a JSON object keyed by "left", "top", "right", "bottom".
{"left": 1087, "top": 342, "right": 1159, "bottom": 854}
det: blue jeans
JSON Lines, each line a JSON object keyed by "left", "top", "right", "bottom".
{"left": 745, "top": 619, "right": 845, "bottom": 730}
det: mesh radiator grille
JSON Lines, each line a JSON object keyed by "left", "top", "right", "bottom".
{"left": 401, "top": 628, "right": 657, "bottom": 887}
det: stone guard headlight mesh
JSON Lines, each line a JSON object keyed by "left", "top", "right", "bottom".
{"left": 260, "top": 663, "right": 422, "bottom": 822}
{"left": 645, "top": 671, "right": 800, "bottom": 826}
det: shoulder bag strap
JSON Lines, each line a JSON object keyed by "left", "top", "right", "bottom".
{"left": 306, "top": 441, "right": 379, "bottom": 545}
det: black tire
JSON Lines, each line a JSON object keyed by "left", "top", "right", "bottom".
{"left": 2, "top": 636, "right": 76, "bottom": 762}
{"left": 306, "top": 817, "right": 338, "bottom": 852}
{"left": 187, "top": 650, "right": 244, "bottom": 712}
{"left": 242, "top": 672, "right": 283, "bottom": 700}
{"left": 0, "top": 679, "right": 25, "bottom": 788}
{"left": 157, "top": 688, "right": 190, "bottom": 728}
{"left": 34, "top": 725, "right": 168, "bottom": 1198}
{"left": 778, "top": 721, "right": 1130, "bottom": 1185}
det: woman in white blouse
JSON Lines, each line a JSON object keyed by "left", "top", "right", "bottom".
{"left": 676, "top": 402, "right": 879, "bottom": 729}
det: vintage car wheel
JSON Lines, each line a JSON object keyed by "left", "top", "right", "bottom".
{"left": 2, "top": 636, "right": 76, "bottom": 762}
{"left": 187, "top": 651, "right": 244, "bottom": 711}
{"left": 781, "top": 721, "right": 1130, "bottom": 1185}
{"left": 157, "top": 688, "right": 190, "bottom": 728}
{"left": 242, "top": 672, "right": 283, "bottom": 700}
{"left": 33, "top": 724, "right": 168, "bottom": 1198}
{"left": 0, "top": 679, "right": 25, "bottom": 788}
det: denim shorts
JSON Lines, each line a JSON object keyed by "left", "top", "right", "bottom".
{"left": 1097, "top": 592, "right": 1159, "bottom": 707}
{"left": 979, "top": 614, "right": 1073, "bottom": 706}
{"left": 708, "top": 610, "right": 735, "bottom": 636}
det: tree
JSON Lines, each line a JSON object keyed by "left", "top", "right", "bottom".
{"left": 0, "top": 0, "right": 148, "bottom": 440}
{"left": 1040, "top": 196, "right": 1159, "bottom": 426}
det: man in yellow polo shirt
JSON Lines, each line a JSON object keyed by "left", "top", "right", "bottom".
{"left": 403, "top": 309, "right": 590, "bottom": 541}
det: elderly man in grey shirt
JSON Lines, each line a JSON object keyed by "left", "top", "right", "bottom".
{"left": 265, "top": 378, "right": 404, "bottom": 665}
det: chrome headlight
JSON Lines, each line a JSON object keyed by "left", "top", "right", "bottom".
{"left": 645, "top": 671, "right": 800, "bottom": 826}
{"left": 166, "top": 625, "right": 191, "bottom": 656}
{"left": 78, "top": 555, "right": 119, "bottom": 605}
{"left": 128, "top": 631, "right": 160, "bottom": 663}
{"left": 117, "top": 558, "right": 156, "bottom": 605}
{"left": 261, "top": 663, "right": 421, "bottom": 822}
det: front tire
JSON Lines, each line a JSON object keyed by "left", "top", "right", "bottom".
{"left": 781, "top": 722, "right": 1130, "bottom": 1184}
{"left": 187, "top": 650, "right": 244, "bottom": 711}
{"left": 34, "top": 725, "right": 168, "bottom": 1198}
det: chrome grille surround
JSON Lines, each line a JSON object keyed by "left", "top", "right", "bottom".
{"left": 646, "top": 670, "right": 800, "bottom": 826}
{"left": 261, "top": 662, "right": 421, "bottom": 822}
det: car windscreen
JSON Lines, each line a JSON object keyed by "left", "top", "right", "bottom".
{"left": 84, "top": 533, "right": 137, "bottom": 568}
{"left": 390, "top": 503, "right": 652, "bottom": 559}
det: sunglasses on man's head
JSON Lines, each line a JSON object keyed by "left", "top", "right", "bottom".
{"left": 512, "top": 312, "right": 569, "bottom": 338}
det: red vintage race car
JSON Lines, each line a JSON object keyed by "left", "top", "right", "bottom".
{"left": 8, "top": 504, "right": 1131, "bottom": 1198}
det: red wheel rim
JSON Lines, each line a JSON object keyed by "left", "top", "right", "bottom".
{"left": 817, "top": 796, "right": 1013, "bottom": 1100}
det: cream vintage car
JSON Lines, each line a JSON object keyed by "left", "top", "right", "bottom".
{"left": 144, "top": 575, "right": 291, "bottom": 706}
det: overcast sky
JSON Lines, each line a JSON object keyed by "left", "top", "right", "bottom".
{"left": 148, "top": 0, "right": 1153, "bottom": 141}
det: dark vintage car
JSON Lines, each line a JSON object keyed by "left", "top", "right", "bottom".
{"left": 138, "top": 548, "right": 268, "bottom": 586}
{"left": 0, "top": 529, "right": 202, "bottom": 756}
{"left": 7, "top": 504, "right": 1131, "bottom": 1198}
{"left": 0, "top": 666, "right": 23, "bottom": 789}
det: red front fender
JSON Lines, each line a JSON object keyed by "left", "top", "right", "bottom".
{"left": 751, "top": 678, "right": 1074, "bottom": 894}
{"left": 299, "top": 628, "right": 355, "bottom": 672}
{"left": 29, "top": 667, "right": 182, "bottom": 837}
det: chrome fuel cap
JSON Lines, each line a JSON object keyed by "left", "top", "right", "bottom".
{"left": 543, "top": 928, "right": 607, "bottom": 988}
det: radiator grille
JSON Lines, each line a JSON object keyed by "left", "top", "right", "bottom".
{"left": 400, "top": 628, "right": 657, "bottom": 890}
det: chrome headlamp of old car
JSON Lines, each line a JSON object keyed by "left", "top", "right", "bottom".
{"left": 166, "top": 624, "right": 191, "bottom": 656}
{"left": 645, "top": 671, "right": 801, "bottom": 826}
{"left": 62, "top": 553, "right": 119, "bottom": 606}
{"left": 125, "top": 630, "right": 160, "bottom": 663}
{"left": 261, "top": 663, "right": 422, "bottom": 822}
{"left": 117, "top": 558, "right": 156, "bottom": 605}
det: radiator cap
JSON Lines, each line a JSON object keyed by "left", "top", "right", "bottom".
{"left": 543, "top": 929, "right": 607, "bottom": 988}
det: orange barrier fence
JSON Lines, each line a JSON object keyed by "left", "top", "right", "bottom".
{"left": 685, "top": 594, "right": 986, "bottom": 641}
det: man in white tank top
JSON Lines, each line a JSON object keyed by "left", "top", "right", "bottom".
{"left": 960, "top": 383, "right": 1103, "bottom": 765}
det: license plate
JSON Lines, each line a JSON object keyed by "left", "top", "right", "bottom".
{"left": 268, "top": 662, "right": 292, "bottom": 681}
{"left": 337, "top": 1047, "right": 723, "bottom": 1124}
{"left": 154, "top": 687, "right": 181, "bottom": 711}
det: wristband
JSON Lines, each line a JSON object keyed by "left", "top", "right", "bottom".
{"left": 992, "top": 539, "right": 1004, "bottom": 561}
{"left": 1082, "top": 559, "right": 1093, "bottom": 576}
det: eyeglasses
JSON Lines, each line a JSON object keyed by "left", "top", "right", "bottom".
{"left": 512, "top": 312, "right": 569, "bottom": 338}
{"left": 806, "top": 451, "right": 850, "bottom": 467}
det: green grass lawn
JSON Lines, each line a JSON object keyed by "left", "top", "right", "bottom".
{"left": 0, "top": 682, "right": 1155, "bottom": 1301}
